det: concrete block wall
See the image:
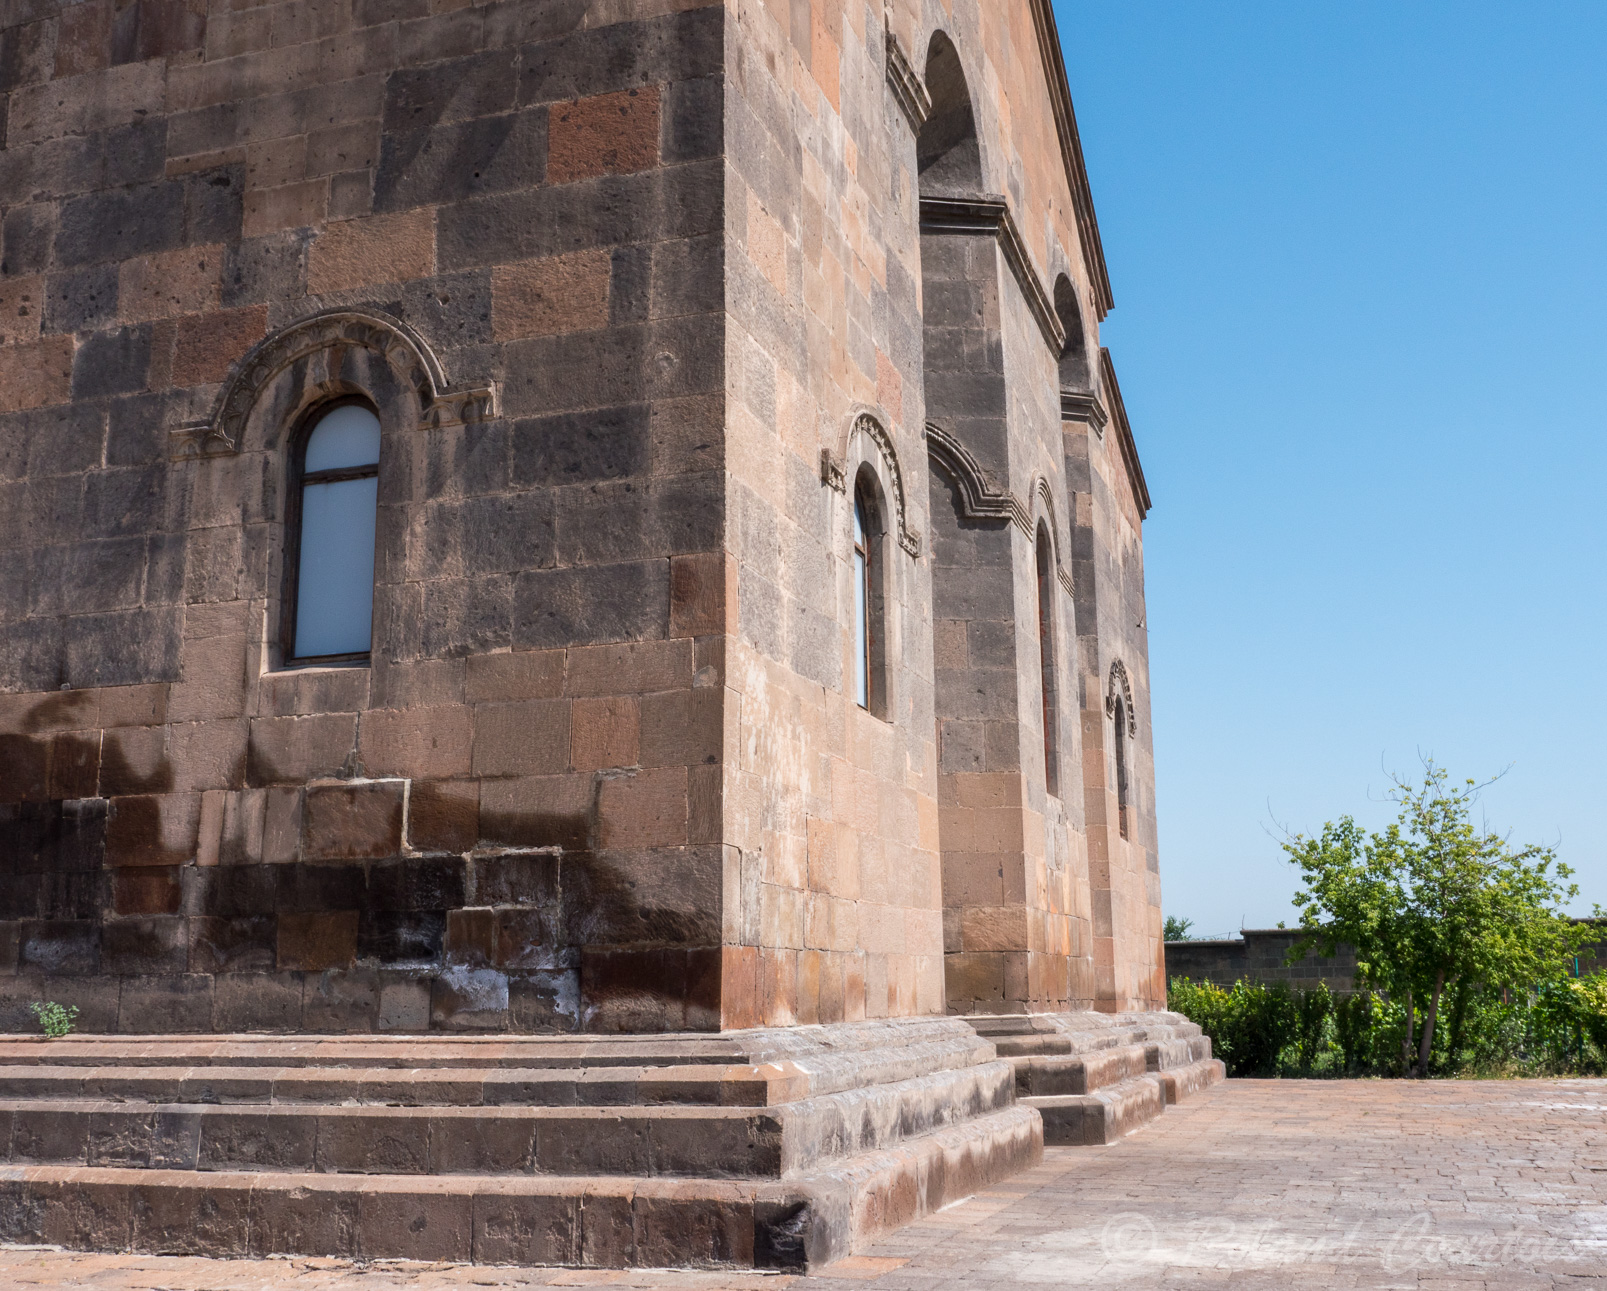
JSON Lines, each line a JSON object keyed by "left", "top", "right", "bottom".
{"left": 0, "top": 0, "right": 731, "bottom": 1032}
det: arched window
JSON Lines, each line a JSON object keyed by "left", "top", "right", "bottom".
{"left": 284, "top": 402, "right": 381, "bottom": 663}
{"left": 1053, "top": 275, "right": 1090, "bottom": 391}
{"left": 1113, "top": 696, "right": 1130, "bottom": 840}
{"left": 852, "top": 471, "right": 889, "bottom": 717}
{"left": 1035, "top": 525, "right": 1059, "bottom": 798}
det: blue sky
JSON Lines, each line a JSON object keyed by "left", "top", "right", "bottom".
{"left": 1055, "top": 1, "right": 1607, "bottom": 935}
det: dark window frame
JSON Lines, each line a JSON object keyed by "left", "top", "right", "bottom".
{"left": 280, "top": 395, "right": 381, "bottom": 669}
{"left": 1113, "top": 696, "right": 1130, "bottom": 840}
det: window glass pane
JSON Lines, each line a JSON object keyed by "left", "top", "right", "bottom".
{"left": 294, "top": 475, "right": 377, "bottom": 657}
{"left": 304, "top": 404, "right": 381, "bottom": 471}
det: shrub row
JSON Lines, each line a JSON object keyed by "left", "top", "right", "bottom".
{"left": 1168, "top": 975, "right": 1607, "bottom": 1078}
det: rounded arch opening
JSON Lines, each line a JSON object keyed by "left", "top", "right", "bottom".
{"left": 1053, "top": 275, "right": 1090, "bottom": 391}
{"left": 918, "top": 31, "right": 982, "bottom": 194}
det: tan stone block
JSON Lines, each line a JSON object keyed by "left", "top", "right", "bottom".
{"left": 278, "top": 910, "right": 359, "bottom": 972}
{"left": 570, "top": 696, "right": 637, "bottom": 771}
{"left": 471, "top": 699, "right": 571, "bottom": 777}
{"left": 99, "top": 683, "right": 169, "bottom": 729}
{"left": 490, "top": 249, "right": 610, "bottom": 341}
{"left": 263, "top": 785, "right": 303, "bottom": 863}
{"left": 961, "top": 904, "right": 1029, "bottom": 954}
{"left": 172, "top": 306, "right": 268, "bottom": 386}
{"left": 167, "top": 720, "right": 249, "bottom": 792}
{"left": 242, "top": 178, "right": 328, "bottom": 238}
{"left": 596, "top": 766, "right": 687, "bottom": 848}
{"left": 99, "top": 724, "right": 168, "bottom": 797}
{"left": 0, "top": 274, "right": 43, "bottom": 344}
{"left": 638, "top": 687, "right": 720, "bottom": 769}
{"left": 0, "top": 335, "right": 73, "bottom": 413}
{"left": 117, "top": 245, "right": 222, "bottom": 323}
{"left": 358, "top": 705, "right": 470, "bottom": 779}
{"left": 308, "top": 208, "right": 434, "bottom": 293}
{"left": 197, "top": 789, "right": 227, "bottom": 866}
{"left": 546, "top": 86, "right": 660, "bottom": 184}
{"left": 219, "top": 787, "right": 266, "bottom": 865}
{"left": 746, "top": 190, "right": 787, "bottom": 295}
{"left": 303, "top": 779, "right": 405, "bottom": 860}
{"left": 248, "top": 713, "right": 358, "bottom": 785}
{"left": 371, "top": 657, "right": 465, "bottom": 709}
{"left": 169, "top": 634, "right": 249, "bottom": 723}
{"left": 669, "top": 551, "right": 733, "bottom": 638}
{"left": 464, "top": 650, "right": 563, "bottom": 703}
{"left": 258, "top": 665, "right": 370, "bottom": 718}
{"left": 565, "top": 640, "right": 690, "bottom": 697}
{"left": 246, "top": 133, "right": 308, "bottom": 190}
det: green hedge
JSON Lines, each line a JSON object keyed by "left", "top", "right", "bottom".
{"left": 1167, "top": 974, "right": 1607, "bottom": 1078}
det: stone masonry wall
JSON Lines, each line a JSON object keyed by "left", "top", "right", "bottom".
{"left": 0, "top": 0, "right": 731, "bottom": 1032}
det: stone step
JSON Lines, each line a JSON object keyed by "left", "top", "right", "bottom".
{"left": 1011, "top": 1043, "right": 1150, "bottom": 1097}
{"left": 0, "top": 1063, "right": 801, "bottom": 1108}
{"left": 0, "top": 1059, "right": 1016, "bottom": 1179}
{"left": 1022, "top": 1074, "right": 1165, "bottom": 1147}
{"left": 0, "top": 1105, "right": 1043, "bottom": 1269}
{"left": 1154, "top": 1057, "right": 1226, "bottom": 1105}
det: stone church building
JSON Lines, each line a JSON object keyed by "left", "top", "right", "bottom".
{"left": 0, "top": 0, "right": 1217, "bottom": 1269}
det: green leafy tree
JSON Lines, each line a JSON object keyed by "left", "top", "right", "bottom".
{"left": 1163, "top": 915, "right": 1195, "bottom": 942}
{"left": 1284, "top": 762, "right": 1589, "bottom": 1077}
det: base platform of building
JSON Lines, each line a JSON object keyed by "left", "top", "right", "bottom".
{"left": 0, "top": 1012, "right": 1219, "bottom": 1268}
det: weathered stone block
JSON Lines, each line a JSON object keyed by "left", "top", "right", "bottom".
{"left": 302, "top": 779, "right": 406, "bottom": 860}
{"left": 278, "top": 910, "right": 359, "bottom": 972}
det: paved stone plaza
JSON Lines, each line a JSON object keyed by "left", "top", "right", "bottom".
{"left": 1, "top": 1077, "right": 1602, "bottom": 1290}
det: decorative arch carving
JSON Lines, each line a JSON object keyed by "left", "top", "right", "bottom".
{"left": 925, "top": 421, "right": 1029, "bottom": 532}
{"left": 168, "top": 307, "right": 498, "bottom": 459}
{"left": 820, "top": 412, "right": 921, "bottom": 556}
{"left": 1105, "top": 659, "right": 1137, "bottom": 735}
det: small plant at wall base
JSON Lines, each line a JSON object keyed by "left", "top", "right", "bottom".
{"left": 29, "top": 1002, "right": 79, "bottom": 1040}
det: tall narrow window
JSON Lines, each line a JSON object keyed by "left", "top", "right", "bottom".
{"left": 286, "top": 402, "right": 381, "bottom": 663}
{"left": 1035, "top": 526, "right": 1059, "bottom": 797}
{"left": 1113, "top": 697, "right": 1130, "bottom": 840}
{"left": 853, "top": 489, "right": 872, "bottom": 709}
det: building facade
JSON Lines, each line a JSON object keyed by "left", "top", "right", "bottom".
{"left": 0, "top": 0, "right": 1164, "bottom": 1035}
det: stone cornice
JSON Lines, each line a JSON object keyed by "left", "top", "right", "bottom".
{"left": 1098, "top": 348, "right": 1151, "bottom": 518}
{"left": 884, "top": 24, "right": 932, "bottom": 132}
{"left": 919, "top": 195, "right": 1065, "bottom": 356}
{"left": 1026, "top": 0, "right": 1114, "bottom": 321}
{"left": 925, "top": 423, "right": 1073, "bottom": 594}
{"left": 1060, "top": 389, "right": 1107, "bottom": 437}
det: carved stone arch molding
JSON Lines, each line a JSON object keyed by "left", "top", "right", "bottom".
{"left": 1030, "top": 475, "right": 1075, "bottom": 596}
{"left": 1105, "top": 659, "right": 1137, "bottom": 735}
{"left": 820, "top": 411, "right": 922, "bottom": 557}
{"left": 167, "top": 307, "right": 498, "bottom": 459}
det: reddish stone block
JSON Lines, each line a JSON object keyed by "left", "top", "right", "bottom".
{"left": 570, "top": 696, "right": 638, "bottom": 771}
{"left": 670, "top": 551, "right": 732, "bottom": 638}
{"left": 278, "top": 911, "right": 359, "bottom": 972}
{"left": 171, "top": 305, "right": 268, "bottom": 386}
{"left": 0, "top": 335, "right": 73, "bottom": 413}
{"left": 490, "top": 250, "right": 610, "bottom": 340}
{"left": 112, "top": 868, "right": 182, "bottom": 916}
{"left": 308, "top": 208, "right": 435, "bottom": 293}
{"left": 302, "top": 780, "right": 405, "bottom": 861}
{"left": 546, "top": 87, "right": 661, "bottom": 184}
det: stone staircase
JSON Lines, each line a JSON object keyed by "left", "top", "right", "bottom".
{"left": 966, "top": 1010, "right": 1225, "bottom": 1146}
{"left": 0, "top": 1019, "right": 1039, "bottom": 1269}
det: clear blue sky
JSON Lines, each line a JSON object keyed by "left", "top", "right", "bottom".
{"left": 1056, "top": 1, "right": 1607, "bottom": 936}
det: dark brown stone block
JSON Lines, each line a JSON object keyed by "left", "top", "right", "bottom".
{"left": 318, "top": 1110, "right": 429, "bottom": 1173}
{"left": 198, "top": 1110, "right": 316, "bottom": 1171}
{"left": 130, "top": 1178, "right": 252, "bottom": 1256}
{"left": 111, "top": 867, "right": 181, "bottom": 916}
{"left": 118, "top": 973, "right": 213, "bottom": 1032}
{"left": 357, "top": 1183, "right": 472, "bottom": 1262}
{"left": 278, "top": 910, "right": 359, "bottom": 972}
{"left": 406, "top": 778, "right": 478, "bottom": 854}
{"left": 472, "top": 1186, "right": 580, "bottom": 1265}
{"left": 251, "top": 1183, "right": 359, "bottom": 1258}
